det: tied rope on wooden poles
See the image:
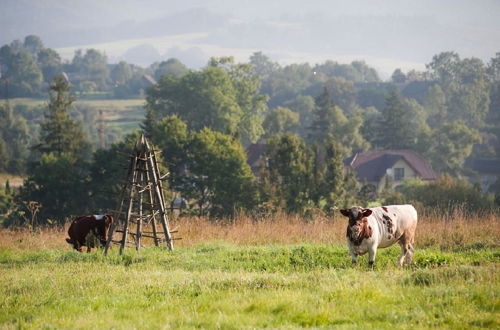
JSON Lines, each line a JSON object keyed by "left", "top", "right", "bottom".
{"left": 104, "top": 134, "right": 175, "bottom": 254}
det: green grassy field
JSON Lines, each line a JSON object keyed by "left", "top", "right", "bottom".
{"left": 0, "top": 241, "right": 498, "bottom": 329}
{"left": 10, "top": 97, "right": 146, "bottom": 135}
{"left": 10, "top": 97, "right": 146, "bottom": 108}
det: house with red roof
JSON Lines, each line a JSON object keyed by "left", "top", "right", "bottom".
{"left": 345, "top": 150, "right": 438, "bottom": 194}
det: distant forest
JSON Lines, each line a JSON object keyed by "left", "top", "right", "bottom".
{"left": 0, "top": 35, "right": 499, "bottom": 224}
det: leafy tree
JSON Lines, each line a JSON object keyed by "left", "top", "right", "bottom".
{"left": 313, "top": 60, "right": 380, "bottom": 83}
{"left": 307, "top": 77, "right": 357, "bottom": 112}
{"left": 111, "top": 61, "right": 133, "bottom": 85}
{"left": 264, "top": 134, "right": 312, "bottom": 213}
{"left": 146, "top": 114, "right": 189, "bottom": 190}
{"left": 37, "top": 48, "right": 62, "bottom": 83}
{"left": 35, "top": 75, "right": 90, "bottom": 159}
{"left": 359, "top": 106, "right": 382, "bottom": 146}
{"left": 0, "top": 102, "right": 30, "bottom": 173}
{"left": 0, "top": 138, "right": 7, "bottom": 171}
{"left": 0, "top": 43, "right": 42, "bottom": 96}
{"left": 209, "top": 57, "right": 269, "bottom": 144}
{"left": 487, "top": 53, "right": 500, "bottom": 113}
{"left": 391, "top": 69, "right": 406, "bottom": 84}
{"left": 184, "top": 128, "right": 258, "bottom": 217}
{"left": 249, "top": 51, "right": 279, "bottom": 80}
{"left": 147, "top": 66, "right": 241, "bottom": 134}
{"left": 426, "top": 51, "right": 461, "bottom": 92}
{"left": 147, "top": 61, "right": 267, "bottom": 144}
{"left": 486, "top": 53, "right": 500, "bottom": 155}
{"left": 449, "top": 57, "right": 490, "bottom": 127}
{"left": 426, "top": 121, "right": 480, "bottom": 175}
{"left": 309, "top": 87, "right": 368, "bottom": 154}
{"left": 356, "top": 86, "right": 387, "bottom": 111}
{"left": 20, "top": 153, "right": 89, "bottom": 224}
{"left": 23, "top": 35, "right": 44, "bottom": 55}
{"left": 319, "top": 140, "right": 348, "bottom": 209}
{"left": 426, "top": 52, "right": 490, "bottom": 127}
{"left": 0, "top": 181, "right": 16, "bottom": 225}
{"left": 112, "top": 68, "right": 149, "bottom": 98}
{"left": 265, "top": 63, "right": 314, "bottom": 108}
{"left": 154, "top": 58, "right": 188, "bottom": 80}
{"left": 283, "top": 94, "right": 315, "bottom": 136}
{"left": 70, "top": 49, "right": 109, "bottom": 90}
{"left": 309, "top": 87, "right": 334, "bottom": 142}
{"left": 374, "top": 87, "right": 414, "bottom": 149}
{"left": 424, "top": 84, "right": 447, "bottom": 129}
{"left": 263, "top": 106, "right": 299, "bottom": 137}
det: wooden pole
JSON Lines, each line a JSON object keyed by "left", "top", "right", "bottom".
{"left": 120, "top": 156, "right": 139, "bottom": 254}
{"left": 105, "top": 153, "right": 136, "bottom": 255}
{"left": 145, "top": 166, "right": 160, "bottom": 247}
{"left": 147, "top": 150, "right": 174, "bottom": 251}
{"left": 105, "top": 134, "right": 175, "bottom": 254}
{"left": 136, "top": 162, "right": 144, "bottom": 251}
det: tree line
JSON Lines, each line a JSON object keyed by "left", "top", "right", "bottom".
{"left": 0, "top": 35, "right": 499, "bottom": 225}
{"left": 0, "top": 35, "right": 189, "bottom": 98}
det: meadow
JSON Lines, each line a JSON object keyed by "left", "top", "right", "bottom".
{"left": 11, "top": 97, "right": 146, "bottom": 133}
{"left": 0, "top": 212, "right": 499, "bottom": 329}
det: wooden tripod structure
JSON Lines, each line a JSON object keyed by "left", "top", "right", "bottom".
{"left": 104, "top": 134, "right": 174, "bottom": 255}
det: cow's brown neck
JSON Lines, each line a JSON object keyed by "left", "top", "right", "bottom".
{"left": 347, "top": 218, "right": 372, "bottom": 246}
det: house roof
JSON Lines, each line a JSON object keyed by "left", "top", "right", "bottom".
{"left": 141, "top": 74, "right": 157, "bottom": 86}
{"left": 345, "top": 150, "right": 438, "bottom": 182}
{"left": 464, "top": 157, "right": 500, "bottom": 174}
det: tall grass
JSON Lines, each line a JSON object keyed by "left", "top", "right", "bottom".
{"left": 0, "top": 211, "right": 498, "bottom": 328}
{"left": 1, "top": 210, "right": 498, "bottom": 251}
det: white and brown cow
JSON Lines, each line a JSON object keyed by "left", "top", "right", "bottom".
{"left": 340, "top": 205, "right": 418, "bottom": 267}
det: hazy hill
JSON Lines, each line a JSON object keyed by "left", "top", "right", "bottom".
{"left": 2, "top": 0, "right": 499, "bottom": 75}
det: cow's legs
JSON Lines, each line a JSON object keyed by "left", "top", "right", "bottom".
{"left": 398, "top": 231, "right": 415, "bottom": 266}
{"left": 348, "top": 245, "right": 358, "bottom": 265}
{"left": 404, "top": 231, "right": 415, "bottom": 265}
{"left": 76, "top": 242, "right": 83, "bottom": 252}
{"left": 398, "top": 244, "right": 406, "bottom": 266}
{"left": 368, "top": 245, "right": 377, "bottom": 267}
{"left": 404, "top": 243, "right": 414, "bottom": 265}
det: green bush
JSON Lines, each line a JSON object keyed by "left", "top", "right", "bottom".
{"left": 385, "top": 175, "right": 496, "bottom": 213}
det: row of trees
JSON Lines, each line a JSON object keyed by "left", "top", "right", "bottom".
{"left": 0, "top": 35, "right": 190, "bottom": 97}
{"left": 2, "top": 68, "right": 497, "bottom": 226}
{"left": 1, "top": 35, "right": 499, "bottom": 224}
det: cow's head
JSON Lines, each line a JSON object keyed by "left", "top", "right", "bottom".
{"left": 94, "top": 215, "right": 114, "bottom": 246}
{"left": 340, "top": 206, "right": 372, "bottom": 238}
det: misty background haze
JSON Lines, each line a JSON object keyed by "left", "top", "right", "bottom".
{"left": 2, "top": 0, "right": 499, "bottom": 78}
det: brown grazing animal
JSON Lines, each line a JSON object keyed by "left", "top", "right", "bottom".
{"left": 340, "top": 205, "right": 418, "bottom": 267}
{"left": 66, "top": 215, "right": 114, "bottom": 252}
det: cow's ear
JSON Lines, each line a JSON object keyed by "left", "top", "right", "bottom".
{"left": 340, "top": 209, "right": 350, "bottom": 217}
{"left": 362, "top": 209, "right": 372, "bottom": 217}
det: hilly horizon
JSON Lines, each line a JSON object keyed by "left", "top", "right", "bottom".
{"left": 2, "top": 0, "right": 499, "bottom": 77}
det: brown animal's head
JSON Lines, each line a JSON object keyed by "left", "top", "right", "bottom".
{"left": 340, "top": 206, "right": 372, "bottom": 240}
{"left": 94, "top": 215, "right": 114, "bottom": 246}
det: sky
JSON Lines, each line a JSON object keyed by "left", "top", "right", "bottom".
{"left": 2, "top": 0, "right": 499, "bottom": 78}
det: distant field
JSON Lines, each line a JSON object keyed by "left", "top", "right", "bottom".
{"left": 0, "top": 173, "right": 24, "bottom": 188}
{"left": 0, "top": 213, "right": 498, "bottom": 328}
{"left": 10, "top": 98, "right": 146, "bottom": 108}
{"left": 10, "top": 97, "right": 147, "bottom": 137}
